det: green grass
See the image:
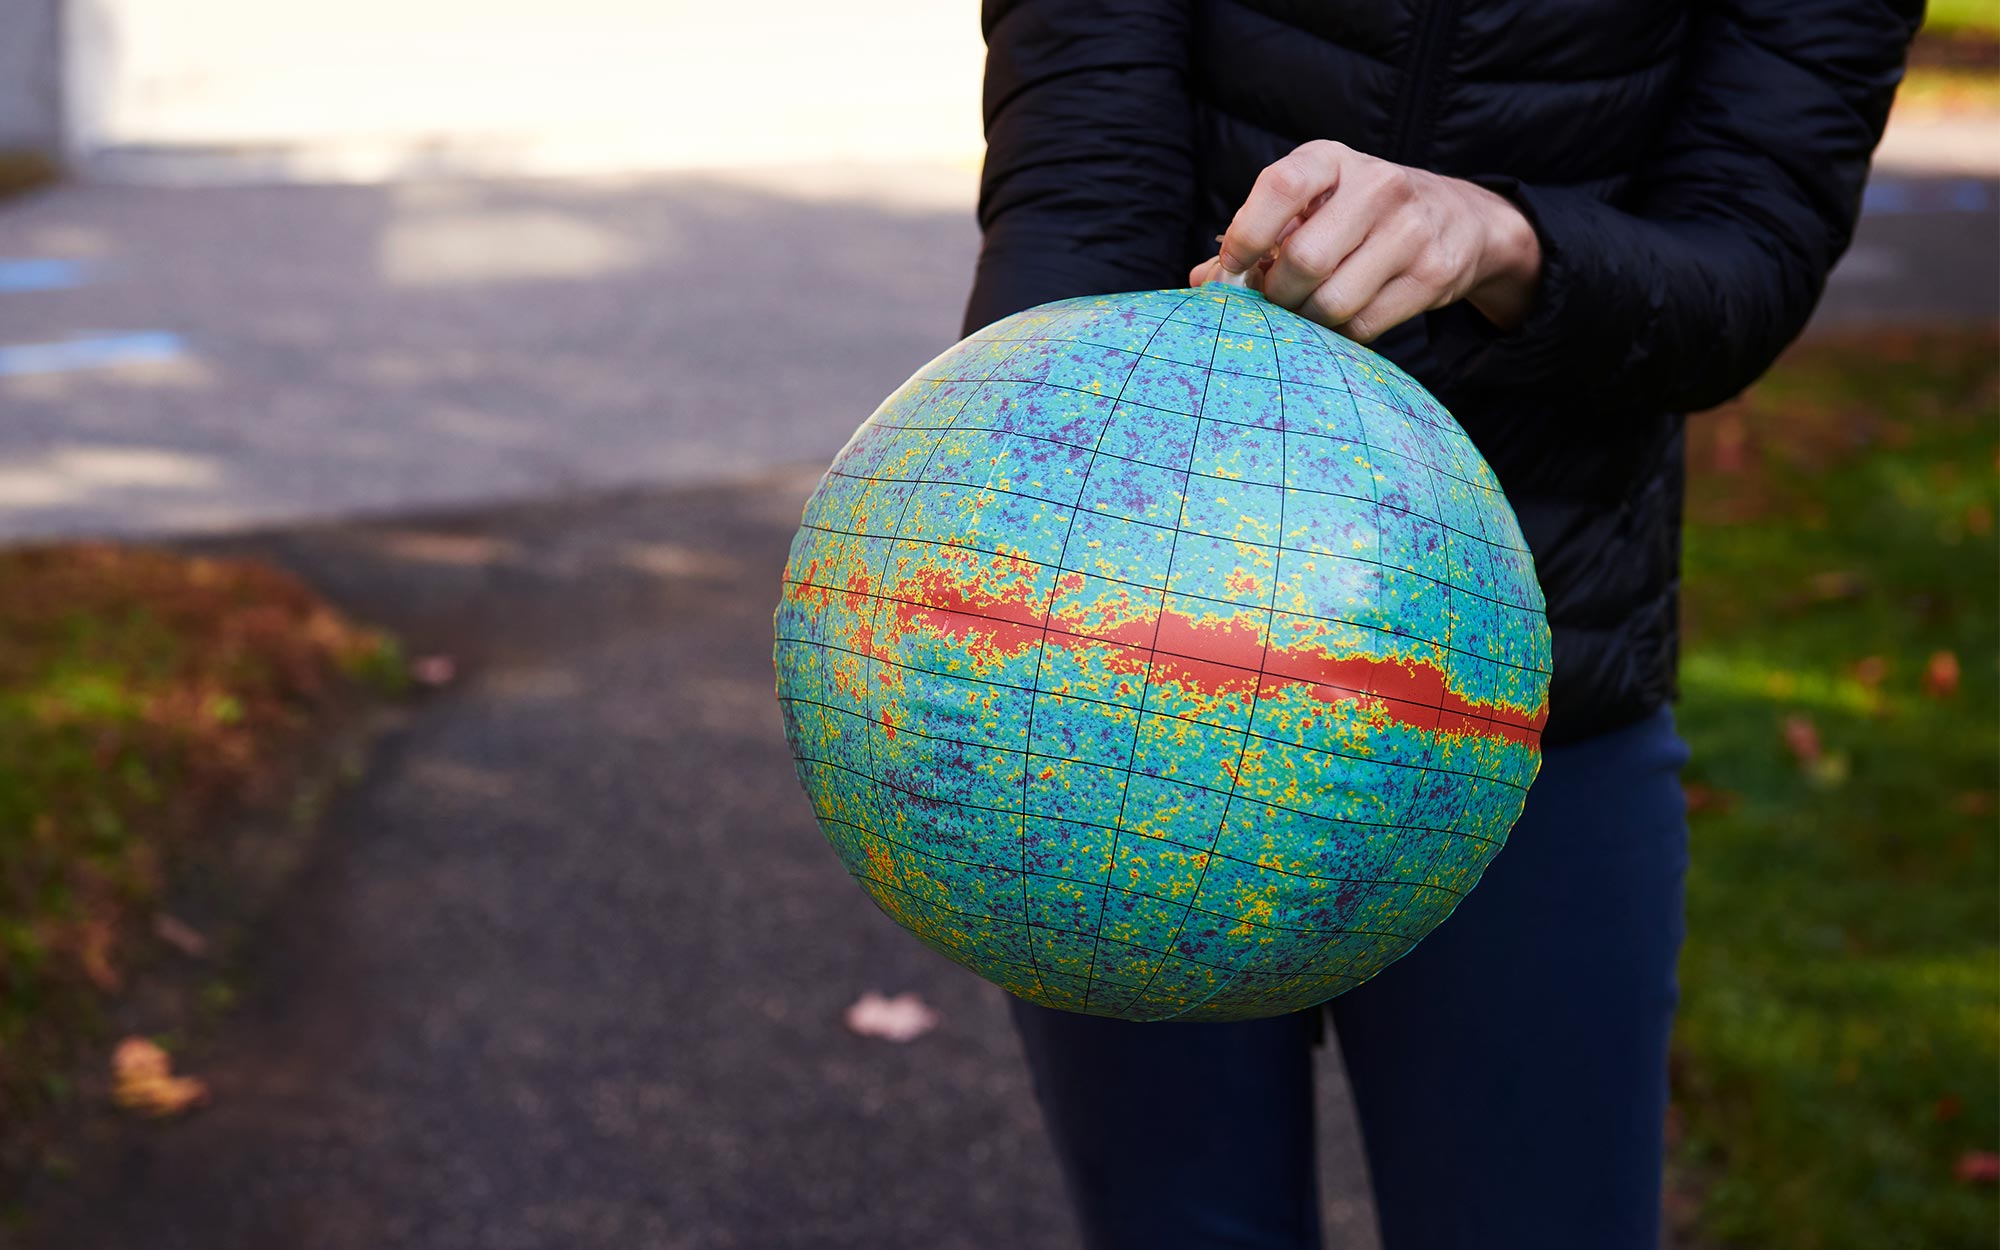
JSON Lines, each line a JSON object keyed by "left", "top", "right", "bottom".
{"left": 0, "top": 545, "right": 398, "bottom": 1161}
{"left": 1926, "top": 0, "right": 2000, "bottom": 38}
{"left": 1674, "top": 330, "right": 1999, "bottom": 1248}
{"left": 1928, "top": 0, "right": 1992, "bottom": 38}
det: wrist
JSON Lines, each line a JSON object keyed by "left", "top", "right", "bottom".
{"left": 1464, "top": 185, "right": 1543, "bottom": 332}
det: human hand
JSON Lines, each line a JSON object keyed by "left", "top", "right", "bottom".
{"left": 1189, "top": 140, "right": 1543, "bottom": 343}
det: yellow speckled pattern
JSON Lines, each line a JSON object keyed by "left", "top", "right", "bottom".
{"left": 775, "top": 286, "right": 1551, "bottom": 1021}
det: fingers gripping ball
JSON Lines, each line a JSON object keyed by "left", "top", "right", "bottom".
{"left": 774, "top": 286, "right": 1551, "bottom": 1022}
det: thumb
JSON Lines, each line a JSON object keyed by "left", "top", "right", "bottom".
{"left": 1205, "top": 237, "right": 1258, "bottom": 289}
{"left": 1190, "top": 256, "right": 1231, "bottom": 288}
{"left": 1215, "top": 234, "right": 1256, "bottom": 279}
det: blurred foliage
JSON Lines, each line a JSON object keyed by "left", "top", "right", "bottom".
{"left": 1898, "top": 63, "right": 2000, "bottom": 113}
{"left": 1674, "top": 329, "right": 1999, "bottom": 1248}
{"left": 1925, "top": 0, "right": 2000, "bottom": 37}
{"left": 0, "top": 545, "right": 400, "bottom": 1166}
{"left": 1902, "top": 19, "right": 2000, "bottom": 114}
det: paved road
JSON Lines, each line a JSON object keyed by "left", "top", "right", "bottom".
{"left": 25, "top": 477, "right": 1381, "bottom": 1250}
{"left": 0, "top": 165, "right": 1991, "bottom": 542}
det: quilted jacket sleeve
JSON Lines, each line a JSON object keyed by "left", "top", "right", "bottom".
{"left": 960, "top": 0, "right": 1198, "bottom": 336}
{"left": 1428, "top": 0, "right": 1922, "bottom": 413}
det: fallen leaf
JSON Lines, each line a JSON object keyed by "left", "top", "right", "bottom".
{"left": 1875, "top": 330, "right": 1919, "bottom": 363}
{"left": 111, "top": 1037, "right": 209, "bottom": 1118}
{"left": 1955, "top": 1151, "right": 2000, "bottom": 1185}
{"left": 1936, "top": 1094, "right": 1964, "bottom": 1122}
{"left": 1954, "top": 791, "right": 1995, "bottom": 817}
{"left": 844, "top": 991, "right": 939, "bottom": 1043}
{"left": 1682, "top": 782, "right": 1737, "bottom": 815}
{"left": 1711, "top": 412, "right": 1751, "bottom": 474}
{"left": 152, "top": 913, "right": 209, "bottom": 959}
{"left": 1849, "top": 655, "right": 1888, "bottom": 689}
{"left": 410, "top": 654, "right": 457, "bottom": 687}
{"left": 1925, "top": 650, "right": 1961, "bottom": 699}
{"left": 77, "top": 917, "right": 121, "bottom": 993}
{"left": 1780, "top": 714, "right": 1850, "bottom": 786}
{"left": 1805, "top": 569, "right": 1867, "bottom": 602}
{"left": 1811, "top": 754, "right": 1851, "bottom": 787}
{"left": 1781, "top": 714, "right": 1823, "bottom": 766}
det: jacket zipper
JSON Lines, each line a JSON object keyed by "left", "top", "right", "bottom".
{"left": 1388, "top": 0, "right": 1461, "bottom": 166}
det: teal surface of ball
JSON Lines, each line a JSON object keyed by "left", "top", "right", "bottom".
{"left": 775, "top": 285, "right": 1551, "bottom": 1021}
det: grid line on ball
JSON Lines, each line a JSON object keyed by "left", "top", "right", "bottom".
{"left": 779, "top": 586, "right": 1548, "bottom": 759}
{"left": 786, "top": 514, "right": 1550, "bottom": 684}
{"left": 1207, "top": 321, "right": 1411, "bottom": 1012}
{"left": 831, "top": 866, "right": 1420, "bottom": 979}
{"left": 869, "top": 297, "right": 1195, "bottom": 1008}
{"left": 1011, "top": 294, "right": 1195, "bottom": 1005}
{"left": 1365, "top": 439, "right": 1465, "bottom": 946}
{"left": 806, "top": 802, "right": 1457, "bottom": 941}
{"left": 831, "top": 864, "right": 1421, "bottom": 994}
{"left": 813, "top": 434, "right": 1540, "bottom": 620}
{"left": 1074, "top": 292, "right": 1228, "bottom": 1013}
{"left": 1110, "top": 289, "right": 1290, "bottom": 1019}
{"left": 1224, "top": 322, "right": 1410, "bottom": 1010}
{"left": 785, "top": 710, "right": 1511, "bottom": 846}
{"left": 1326, "top": 355, "right": 1479, "bottom": 982}
{"left": 1169, "top": 313, "right": 1465, "bottom": 1010}
{"left": 855, "top": 367, "right": 1514, "bottom": 515}
{"left": 844, "top": 376, "right": 987, "bottom": 991}
{"left": 1409, "top": 451, "right": 1527, "bottom": 899}
{"left": 797, "top": 789, "right": 1472, "bottom": 907}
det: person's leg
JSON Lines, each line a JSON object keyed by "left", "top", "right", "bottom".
{"left": 1009, "top": 999, "right": 1324, "bottom": 1250}
{"left": 1330, "top": 705, "right": 1690, "bottom": 1250}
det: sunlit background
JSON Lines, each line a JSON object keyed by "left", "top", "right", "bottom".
{"left": 0, "top": 5, "right": 1993, "bottom": 1250}
{"left": 50, "top": 0, "right": 986, "bottom": 176}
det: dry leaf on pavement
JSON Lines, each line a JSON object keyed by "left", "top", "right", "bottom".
{"left": 111, "top": 1037, "right": 209, "bottom": 1118}
{"left": 152, "top": 912, "right": 210, "bottom": 958}
{"left": 410, "top": 654, "right": 458, "bottom": 687}
{"left": 843, "top": 991, "right": 939, "bottom": 1043}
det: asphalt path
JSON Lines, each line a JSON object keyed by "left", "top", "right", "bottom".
{"left": 24, "top": 476, "right": 1381, "bottom": 1250}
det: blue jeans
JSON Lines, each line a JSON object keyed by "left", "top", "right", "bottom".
{"left": 1010, "top": 706, "right": 1691, "bottom": 1249}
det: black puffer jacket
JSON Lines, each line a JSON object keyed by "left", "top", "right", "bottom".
{"left": 962, "top": 0, "right": 1918, "bottom": 744}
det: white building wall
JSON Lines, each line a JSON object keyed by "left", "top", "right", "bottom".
{"left": 62, "top": 1, "right": 988, "bottom": 181}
